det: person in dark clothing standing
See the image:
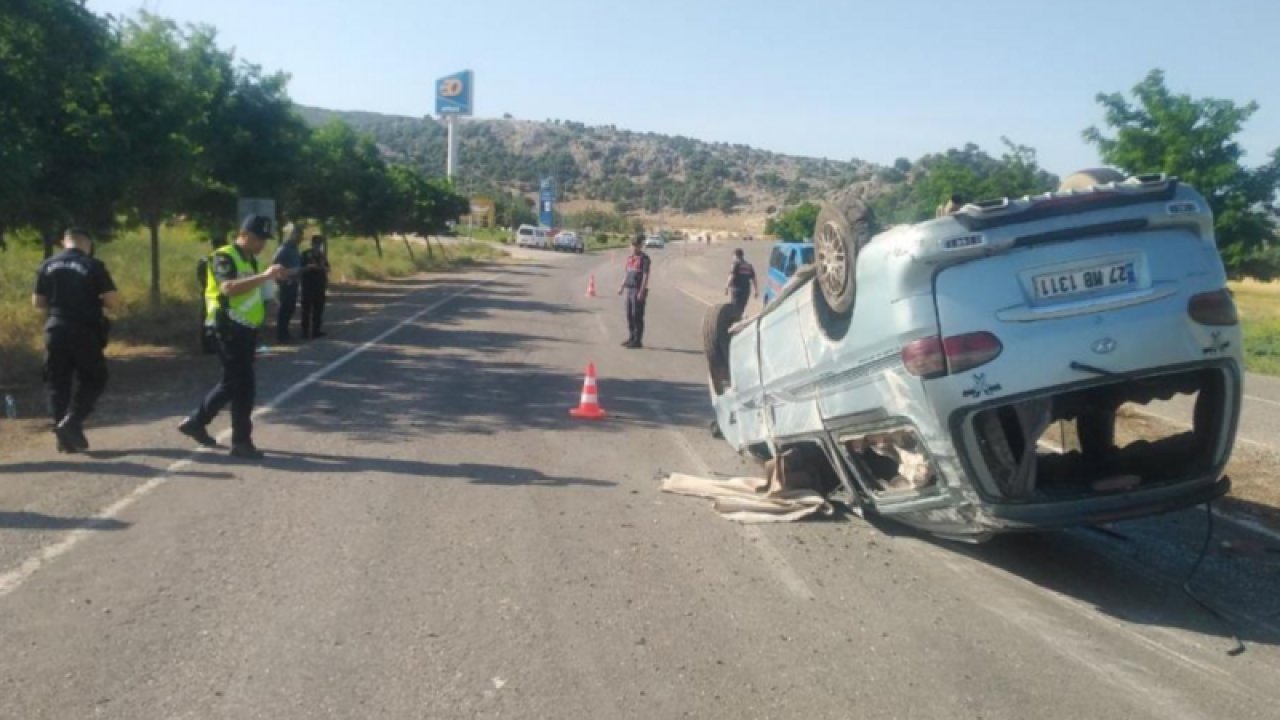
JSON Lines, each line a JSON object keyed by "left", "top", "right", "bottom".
{"left": 178, "top": 215, "right": 288, "bottom": 460}
{"left": 271, "top": 223, "right": 303, "bottom": 343}
{"left": 197, "top": 236, "right": 228, "bottom": 354}
{"left": 299, "top": 234, "right": 330, "bottom": 339}
{"left": 31, "top": 228, "right": 120, "bottom": 453}
{"left": 724, "top": 248, "right": 758, "bottom": 320}
{"left": 617, "top": 234, "right": 651, "bottom": 349}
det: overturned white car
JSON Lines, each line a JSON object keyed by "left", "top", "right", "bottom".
{"left": 703, "top": 171, "right": 1243, "bottom": 541}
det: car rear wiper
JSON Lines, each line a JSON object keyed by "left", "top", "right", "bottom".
{"left": 1069, "top": 361, "right": 1118, "bottom": 377}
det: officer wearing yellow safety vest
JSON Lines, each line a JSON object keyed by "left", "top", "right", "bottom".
{"left": 178, "top": 215, "right": 289, "bottom": 459}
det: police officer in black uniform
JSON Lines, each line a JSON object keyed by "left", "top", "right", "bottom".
{"left": 299, "top": 234, "right": 330, "bottom": 339}
{"left": 617, "top": 234, "right": 651, "bottom": 349}
{"left": 32, "top": 228, "right": 119, "bottom": 453}
{"left": 724, "top": 248, "right": 758, "bottom": 319}
{"left": 178, "top": 215, "right": 288, "bottom": 460}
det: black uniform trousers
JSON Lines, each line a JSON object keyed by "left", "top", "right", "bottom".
{"left": 731, "top": 290, "right": 750, "bottom": 320}
{"left": 277, "top": 282, "right": 299, "bottom": 341}
{"left": 625, "top": 289, "right": 647, "bottom": 344}
{"left": 194, "top": 323, "right": 257, "bottom": 444}
{"left": 300, "top": 279, "right": 326, "bottom": 338}
{"left": 44, "top": 324, "right": 108, "bottom": 425}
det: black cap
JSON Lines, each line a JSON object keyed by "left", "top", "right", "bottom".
{"left": 240, "top": 214, "right": 274, "bottom": 239}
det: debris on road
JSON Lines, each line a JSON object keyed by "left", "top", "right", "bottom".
{"left": 661, "top": 473, "right": 831, "bottom": 523}
{"left": 661, "top": 448, "right": 835, "bottom": 523}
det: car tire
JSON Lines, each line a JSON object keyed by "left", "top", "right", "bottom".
{"left": 813, "top": 191, "right": 873, "bottom": 317}
{"left": 703, "top": 303, "right": 737, "bottom": 396}
{"left": 1058, "top": 168, "right": 1126, "bottom": 191}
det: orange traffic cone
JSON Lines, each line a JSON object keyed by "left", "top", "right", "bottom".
{"left": 586, "top": 274, "right": 597, "bottom": 297}
{"left": 569, "top": 363, "right": 607, "bottom": 419}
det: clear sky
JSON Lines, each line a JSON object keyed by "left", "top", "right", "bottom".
{"left": 87, "top": 0, "right": 1280, "bottom": 176}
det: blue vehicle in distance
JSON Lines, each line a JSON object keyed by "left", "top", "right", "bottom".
{"left": 763, "top": 240, "right": 815, "bottom": 305}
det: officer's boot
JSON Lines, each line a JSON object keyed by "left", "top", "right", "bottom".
{"left": 230, "top": 440, "right": 265, "bottom": 461}
{"left": 178, "top": 416, "right": 219, "bottom": 448}
{"left": 54, "top": 416, "right": 89, "bottom": 452}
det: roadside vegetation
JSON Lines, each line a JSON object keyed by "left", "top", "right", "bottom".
{"left": 0, "top": 225, "right": 501, "bottom": 390}
{"left": 2, "top": 4, "right": 472, "bottom": 303}
{"left": 1232, "top": 281, "right": 1280, "bottom": 375}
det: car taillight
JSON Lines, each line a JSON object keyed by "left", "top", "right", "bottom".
{"left": 943, "top": 331, "right": 1003, "bottom": 373}
{"left": 903, "top": 332, "right": 1003, "bottom": 379}
{"left": 1188, "top": 289, "right": 1238, "bottom": 326}
{"left": 902, "top": 336, "right": 946, "bottom": 379}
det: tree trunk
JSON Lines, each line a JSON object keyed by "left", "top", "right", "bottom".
{"left": 423, "top": 233, "right": 434, "bottom": 260}
{"left": 43, "top": 228, "right": 57, "bottom": 259}
{"left": 373, "top": 233, "right": 383, "bottom": 258}
{"left": 401, "top": 233, "right": 415, "bottom": 262}
{"left": 149, "top": 218, "right": 161, "bottom": 303}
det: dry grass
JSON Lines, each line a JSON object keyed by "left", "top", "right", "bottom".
{"left": 1230, "top": 281, "right": 1280, "bottom": 375}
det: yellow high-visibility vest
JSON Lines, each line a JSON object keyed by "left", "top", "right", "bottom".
{"left": 204, "top": 245, "right": 264, "bottom": 328}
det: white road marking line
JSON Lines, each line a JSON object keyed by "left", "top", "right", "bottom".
{"left": 1243, "top": 393, "right": 1280, "bottom": 408}
{"left": 1127, "top": 404, "right": 1272, "bottom": 452}
{"left": 0, "top": 275, "right": 497, "bottom": 599}
{"left": 646, "top": 400, "right": 816, "bottom": 602}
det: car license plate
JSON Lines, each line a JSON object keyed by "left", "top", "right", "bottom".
{"left": 1034, "top": 261, "right": 1135, "bottom": 300}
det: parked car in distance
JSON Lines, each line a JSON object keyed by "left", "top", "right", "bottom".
{"left": 515, "top": 224, "right": 550, "bottom": 248}
{"left": 702, "top": 171, "right": 1242, "bottom": 542}
{"left": 763, "top": 240, "right": 815, "bottom": 305}
{"left": 644, "top": 235, "right": 666, "bottom": 249}
{"left": 554, "top": 230, "right": 585, "bottom": 253}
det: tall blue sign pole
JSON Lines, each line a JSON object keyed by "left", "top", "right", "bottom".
{"left": 539, "top": 177, "right": 555, "bottom": 228}
{"left": 435, "top": 70, "right": 474, "bottom": 179}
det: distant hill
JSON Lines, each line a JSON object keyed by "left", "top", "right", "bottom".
{"left": 294, "top": 106, "right": 875, "bottom": 220}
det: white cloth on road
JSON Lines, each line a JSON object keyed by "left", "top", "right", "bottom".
{"left": 661, "top": 472, "right": 833, "bottom": 523}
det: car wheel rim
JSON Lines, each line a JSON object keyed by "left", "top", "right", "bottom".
{"left": 816, "top": 222, "right": 846, "bottom": 298}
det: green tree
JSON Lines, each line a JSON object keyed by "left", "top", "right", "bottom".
{"left": 190, "top": 54, "right": 308, "bottom": 247}
{"left": 765, "top": 202, "right": 819, "bottom": 241}
{"left": 869, "top": 141, "right": 1057, "bottom": 225}
{"left": 345, "top": 136, "right": 396, "bottom": 257}
{"left": 109, "top": 14, "right": 214, "bottom": 300}
{"left": 1084, "top": 69, "right": 1280, "bottom": 279}
{"left": 387, "top": 165, "right": 468, "bottom": 258}
{"left": 716, "top": 187, "right": 738, "bottom": 213}
{"left": 0, "top": 0, "right": 122, "bottom": 255}
{"left": 289, "top": 121, "right": 367, "bottom": 239}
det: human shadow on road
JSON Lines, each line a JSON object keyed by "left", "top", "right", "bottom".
{"left": 858, "top": 510, "right": 1280, "bottom": 651}
{"left": 183, "top": 449, "right": 614, "bottom": 488}
{"left": 0, "top": 458, "right": 234, "bottom": 480}
{"left": 0, "top": 510, "right": 129, "bottom": 531}
{"left": 641, "top": 346, "right": 703, "bottom": 356}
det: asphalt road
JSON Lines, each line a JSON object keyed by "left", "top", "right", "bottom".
{"left": 2, "top": 242, "right": 1279, "bottom": 719}
{"left": 1142, "top": 370, "right": 1280, "bottom": 454}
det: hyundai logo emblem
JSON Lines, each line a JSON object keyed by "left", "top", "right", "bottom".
{"left": 1091, "top": 337, "right": 1118, "bottom": 355}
